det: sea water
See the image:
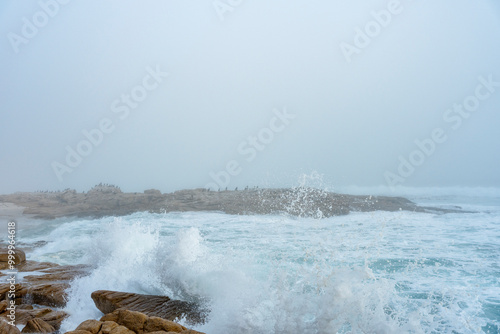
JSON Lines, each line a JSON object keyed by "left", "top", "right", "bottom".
{"left": 9, "top": 187, "right": 500, "bottom": 333}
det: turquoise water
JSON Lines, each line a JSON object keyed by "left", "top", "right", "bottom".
{"left": 9, "top": 188, "right": 500, "bottom": 333}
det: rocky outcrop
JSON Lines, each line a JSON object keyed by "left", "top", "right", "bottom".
{"left": 0, "top": 186, "right": 465, "bottom": 220}
{"left": 91, "top": 291, "right": 206, "bottom": 325}
{"left": 0, "top": 249, "right": 208, "bottom": 334}
{"left": 65, "top": 309, "right": 205, "bottom": 334}
{"left": 21, "top": 318, "right": 56, "bottom": 333}
{"left": 0, "top": 260, "right": 90, "bottom": 308}
{"left": 0, "top": 249, "right": 87, "bottom": 333}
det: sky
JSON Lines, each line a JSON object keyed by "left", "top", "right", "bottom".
{"left": 1, "top": 0, "right": 499, "bottom": 194}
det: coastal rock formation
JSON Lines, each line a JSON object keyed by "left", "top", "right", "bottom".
{"left": 0, "top": 260, "right": 90, "bottom": 308}
{"left": 21, "top": 318, "right": 56, "bottom": 333}
{"left": 65, "top": 309, "right": 205, "bottom": 334}
{"left": 91, "top": 290, "right": 206, "bottom": 325}
{"left": 0, "top": 249, "right": 87, "bottom": 333}
{"left": 0, "top": 185, "right": 464, "bottom": 220}
{"left": 0, "top": 250, "right": 208, "bottom": 334}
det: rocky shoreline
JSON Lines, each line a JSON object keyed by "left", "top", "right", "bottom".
{"left": 0, "top": 185, "right": 465, "bottom": 220}
{"left": 0, "top": 249, "right": 205, "bottom": 334}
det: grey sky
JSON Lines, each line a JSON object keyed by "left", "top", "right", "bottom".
{"left": 1, "top": 0, "right": 499, "bottom": 194}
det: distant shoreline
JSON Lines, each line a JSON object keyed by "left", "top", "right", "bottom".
{"left": 0, "top": 185, "right": 467, "bottom": 220}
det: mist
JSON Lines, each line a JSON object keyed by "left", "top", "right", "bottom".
{"left": 1, "top": 0, "right": 500, "bottom": 194}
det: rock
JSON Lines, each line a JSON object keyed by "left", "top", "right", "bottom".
{"left": 65, "top": 331, "right": 93, "bottom": 334}
{"left": 108, "top": 325, "right": 134, "bottom": 334}
{"left": 75, "top": 319, "right": 102, "bottom": 334}
{"left": 144, "top": 316, "right": 185, "bottom": 333}
{"left": 100, "top": 314, "right": 118, "bottom": 323}
{"left": 91, "top": 290, "right": 205, "bottom": 324}
{"left": 0, "top": 249, "right": 26, "bottom": 269}
{"left": 40, "top": 310, "right": 69, "bottom": 330}
{"left": 21, "top": 318, "right": 55, "bottom": 333}
{"left": 0, "top": 318, "right": 21, "bottom": 334}
{"left": 98, "top": 321, "right": 119, "bottom": 334}
{"left": 0, "top": 300, "right": 7, "bottom": 312}
{"left": 0, "top": 186, "right": 464, "bottom": 220}
{"left": 115, "top": 310, "right": 148, "bottom": 333}
{"left": 14, "top": 307, "right": 53, "bottom": 324}
{"left": 71, "top": 311, "right": 205, "bottom": 334}
{"left": 0, "top": 262, "right": 90, "bottom": 308}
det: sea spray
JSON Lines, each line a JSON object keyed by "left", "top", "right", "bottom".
{"left": 13, "top": 189, "right": 500, "bottom": 333}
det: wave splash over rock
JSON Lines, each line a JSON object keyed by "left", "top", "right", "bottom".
{"left": 54, "top": 215, "right": 438, "bottom": 333}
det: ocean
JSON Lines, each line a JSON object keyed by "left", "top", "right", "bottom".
{"left": 11, "top": 187, "right": 500, "bottom": 333}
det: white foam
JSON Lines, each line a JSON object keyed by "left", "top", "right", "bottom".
{"left": 12, "top": 197, "right": 499, "bottom": 333}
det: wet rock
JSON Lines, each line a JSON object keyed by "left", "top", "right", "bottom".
{"left": 108, "top": 325, "right": 135, "bottom": 334}
{"left": 99, "top": 321, "right": 119, "bottom": 334}
{"left": 0, "top": 261, "right": 90, "bottom": 308}
{"left": 0, "top": 300, "right": 7, "bottom": 312}
{"left": 91, "top": 290, "right": 205, "bottom": 324}
{"left": 0, "top": 248, "right": 26, "bottom": 269}
{"left": 144, "top": 316, "right": 185, "bottom": 333}
{"left": 39, "top": 310, "right": 69, "bottom": 330}
{"left": 0, "top": 318, "right": 21, "bottom": 333}
{"left": 75, "top": 319, "right": 102, "bottom": 334}
{"left": 15, "top": 307, "right": 52, "bottom": 324}
{"left": 21, "top": 318, "right": 55, "bottom": 333}
{"left": 71, "top": 310, "right": 204, "bottom": 334}
{"left": 115, "top": 310, "right": 148, "bottom": 333}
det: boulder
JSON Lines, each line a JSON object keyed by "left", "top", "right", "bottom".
{"left": 108, "top": 325, "right": 134, "bottom": 334}
{"left": 144, "top": 316, "right": 185, "bottom": 333}
{"left": 21, "top": 318, "right": 55, "bottom": 333}
{"left": 0, "top": 249, "right": 26, "bottom": 269}
{"left": 98, "top": 321, "right": 119, "bottom": 334}
{"left": 115, "top": 310, "right": 148, "bottom": 333}
{"left": 15, "top": 307, "right": 53, "bottom": 324}
{"left": 75, "top": 319, "right": 102, "bottom": 334}
{"left": 70, "top": 310, "right": 205, "bottom": 334}
{"left": 91, "top": 290, "right": 205, "bottom": 324}
{"left": 0, "top": 318, "right": 21, "bottom": 334}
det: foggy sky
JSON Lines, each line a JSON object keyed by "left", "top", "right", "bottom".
{"left": 1, "top": 0, "right": 500, "bottom": 194}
